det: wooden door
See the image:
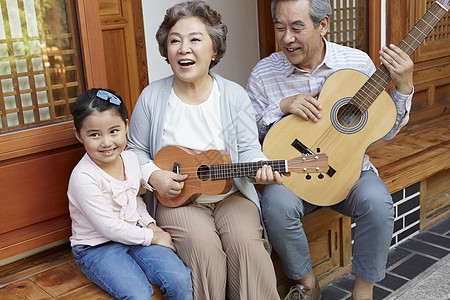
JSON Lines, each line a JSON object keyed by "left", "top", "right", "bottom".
{"left": 99, "top": 0, "right": 149, "bottom": 111}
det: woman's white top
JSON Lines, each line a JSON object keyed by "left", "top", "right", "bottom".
{"left": 162, "top": 79, "right": 237, "bottom": 203}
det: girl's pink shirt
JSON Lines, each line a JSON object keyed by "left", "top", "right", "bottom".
{"left": 68, "top": 150, "right": 155, "bottom": 247}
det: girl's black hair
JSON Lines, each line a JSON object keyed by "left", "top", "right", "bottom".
{"left": 71, "top": 88, "right": 128, "bottom": 132}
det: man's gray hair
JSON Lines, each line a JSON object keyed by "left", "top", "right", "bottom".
{"left": 271, "top": 0, "right": 332, "bottom": 28}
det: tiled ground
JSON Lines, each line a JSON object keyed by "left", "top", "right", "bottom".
{"left": 321, "top": 216, "right": 450, "bottom": 300}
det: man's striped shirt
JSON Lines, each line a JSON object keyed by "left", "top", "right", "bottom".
{"left": 246, "top": 39, "right": 413, "bottom": 172}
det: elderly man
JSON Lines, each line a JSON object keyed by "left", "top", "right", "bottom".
{"left": 247, "top": 0, "right": 414, "bottom": 299}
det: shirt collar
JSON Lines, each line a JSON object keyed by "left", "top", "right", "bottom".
{"left": 282, "top": 37, "right": 334, "bottom": 77}
{"left": 322, "top": 38, "right": 335, "bottom": 69}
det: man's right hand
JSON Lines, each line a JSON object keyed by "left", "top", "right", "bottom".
{"left": 280, "top": 91, "right": 322, "bottom": 122}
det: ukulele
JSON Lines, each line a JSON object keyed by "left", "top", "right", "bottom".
{"left": 153, "top": 145, "right": 328, "bottom": 207}
{"left": 263, "top": 0, "right": 449, "bottom": 206}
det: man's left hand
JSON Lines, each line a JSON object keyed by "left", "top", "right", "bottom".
{"left": 379, "top": 44, "right": 414, "bottom": 95}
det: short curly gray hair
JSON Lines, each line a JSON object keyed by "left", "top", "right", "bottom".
{"left": 156, "top": 1, "right": 227, "bottom": 69}
{"left": 271, "top": 0, "right": 332, "bottom": 28}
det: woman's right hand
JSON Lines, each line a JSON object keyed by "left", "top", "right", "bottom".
{"left": 152, "top": 230, "right": 176, "bottom": 252}
{"left": 148, "top": 170, "right": 188, "bottom": 199}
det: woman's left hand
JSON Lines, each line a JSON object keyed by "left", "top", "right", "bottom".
{"left": 254, "top": 164, "right": 284, "bottom": 185}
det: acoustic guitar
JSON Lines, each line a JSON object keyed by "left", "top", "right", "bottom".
{"left": 263, "top": 0, "right": 449, "bottom": 206}
{"left": 154, "top": 145, "right": 328, "bottom": 207}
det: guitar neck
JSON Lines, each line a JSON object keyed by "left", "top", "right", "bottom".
{"left": 353, "top": 0, "right": 449, "bottom": 112}
{"left": 210, "top": 160, "right": 287, "bottom": 180}
{"left": 398, "top": 1, "right": 448, "bottom": 57}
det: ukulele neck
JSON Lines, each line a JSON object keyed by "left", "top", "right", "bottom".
{"left": 211, "top": 160, "right": 287, "bottom": 180}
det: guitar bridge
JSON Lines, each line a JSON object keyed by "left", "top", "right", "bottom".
{"left": 291, "top": 139, "right": 314, "bottom": 155}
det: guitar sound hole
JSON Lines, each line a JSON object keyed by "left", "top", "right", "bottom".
{"left": 336, "top": 103, "right": 362, "bottom": 128}
{"left": 197, "top": 165, "right": 211, "bottom": 181}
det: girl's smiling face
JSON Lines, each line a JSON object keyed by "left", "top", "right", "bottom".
{"left": 74, "top": 110, "right": 128, "bottom": 169}
{"left": 167, "top": 16, "right": 217, "bottom": 85}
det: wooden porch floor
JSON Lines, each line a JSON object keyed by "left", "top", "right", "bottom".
{"left": 0, "top": 243, "right": 163, "bottom": 299}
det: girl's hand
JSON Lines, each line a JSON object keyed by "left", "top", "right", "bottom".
{"left": 149, "top": 170, "right": 188, "bottom": 199}
{"left": 151, "top": 230, "right": 176, "bottom": 252}
{"left": 147, "top": 222, "right": 163, "bottom": 232}
{"left": 254, "top": 165, "right": 284, "bottom": 185}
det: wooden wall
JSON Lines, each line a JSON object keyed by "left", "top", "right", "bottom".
{"left": 0, "top": 0, "right": 147, "bottom": 261}
{"left": 386, "top": 0, "right": 450, "bottom": 127}
{"left": 0, "top": 145, "right": 84, "bottom": 259}
{"left": 386, "top": 0, "right": 450, "bottom": 229}
{"left": 0, "top": 0, "right": 106, "bottom": 261}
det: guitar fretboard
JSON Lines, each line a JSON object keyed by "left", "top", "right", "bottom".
{"left": 210, "top": 160, "right": 287, "bottom": 180}
{"left": 352, "top": 1, "right": 448, "bottom": 112}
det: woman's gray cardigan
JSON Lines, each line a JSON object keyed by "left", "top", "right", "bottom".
{"left": 127, "top": 73, "right": 267, "bottom": 216}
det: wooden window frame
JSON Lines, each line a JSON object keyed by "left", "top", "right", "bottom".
{"left": 0, "top": 0, "right": 107, "bottom": 162}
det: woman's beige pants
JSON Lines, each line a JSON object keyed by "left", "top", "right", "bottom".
{"left": 156, "top": 192, "right": 280, "bottom": 300}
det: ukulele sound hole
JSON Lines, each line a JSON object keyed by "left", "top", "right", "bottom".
{"left": 336, "top": 103, "right": 362, "bottom": 128}
{"left": 197, "top": 165, "right": 211, "bottom": 181}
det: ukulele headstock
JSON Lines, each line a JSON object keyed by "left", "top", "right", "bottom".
{"left": 287, "top": 153, "right": 329, "bottom": 174}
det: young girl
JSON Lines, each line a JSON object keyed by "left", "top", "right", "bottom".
{"left": 68, "top": 88, "right": 192, "bottom": 300}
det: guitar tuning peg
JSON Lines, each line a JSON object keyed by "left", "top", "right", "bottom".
{"left": 306, "top": 174, "right": 312, "bottom": 180}
{"left": 318, "top": 173, "right": 324, "bottom": 179}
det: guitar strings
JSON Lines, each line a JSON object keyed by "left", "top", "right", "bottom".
{"left": 309, "top": 6, "right": 444, "bottom": 154}
{"left": 308, "top": 69, "right": 384, "bottom": 154}
{"left": 313, "top": 73, "right": 386, "bottom": 155}
{"left": 307, "top": 78, "right": 378, "bottom": 158}
{"left": 323, "top": 2, "right": 443, "bottom": 140}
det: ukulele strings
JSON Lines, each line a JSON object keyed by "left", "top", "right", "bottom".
{"left": 161, "top": 159, "right": 321, "bottom": 180}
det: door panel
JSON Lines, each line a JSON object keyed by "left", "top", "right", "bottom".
{"left": 100, "top": 0, "right": 148, "bottom": 111}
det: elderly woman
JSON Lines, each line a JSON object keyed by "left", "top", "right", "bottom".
{"left": 127, "top": 1, "right": 281, "bottom": 299}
